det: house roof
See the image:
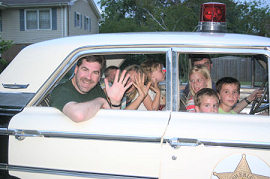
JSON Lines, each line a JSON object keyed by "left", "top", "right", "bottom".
{"left": 0, "top": 0, "right": 101, "bottom": 19}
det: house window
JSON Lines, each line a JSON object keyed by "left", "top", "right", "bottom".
{"left": 74, "top": 12, "right": 82, "bottom": 28}
{"left": 25, "top": 9, "right": 51, "bottom": 30}
{"left": 39, "top": 10, "right": 50, "bottom": 29}
{"left": 84, "top": 16, "right": 91, "bottom": 32}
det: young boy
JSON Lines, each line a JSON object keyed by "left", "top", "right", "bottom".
{"left": 216, "top": 77, "right": 240, "bottom": 114}
{"left": 216, "top": 77, "right": 262, "bottom": 114}
{"left": 194, "top": 88, "right": 219, "bottom": 113}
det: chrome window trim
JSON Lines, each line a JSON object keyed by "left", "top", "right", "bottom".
{"left": 171, "top": 51, "right": 179, "bottom": 111}
{"left": 2, "top": 164, "right": 157, "bottom": 179}
{"left": 172, "top": 47, "right": 270, "bottom": 55}
{"left": 165, "top": 49, "right": 172, "bottom": 110}
{"left": 268, "top": 56, "right": 270, "bottom": 112}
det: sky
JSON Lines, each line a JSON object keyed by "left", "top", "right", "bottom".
{"left": 236, "top": 0, "right": 270, "bottom": 6}
{"left": 93, "top": 0, "right": 101, "bottom": 12}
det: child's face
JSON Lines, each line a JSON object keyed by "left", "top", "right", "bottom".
{"left": 195, "top": 95, "right": 219, "bottom": 113}
{"left": 107, "top": 69, "right": 117, "bottom": 83}
{"left": 189, "top": 72, "right": 208, "bottom": 94}
{"left": 151, "top": 65, "right": 165, "bottom": 82}
{"left": 219, "top": 83, "right": 240, "bottom": 108}
{"left": 126, "top": 70, "right": 138, "bottom": 93}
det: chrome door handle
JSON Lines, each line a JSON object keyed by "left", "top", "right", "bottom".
{"left": 167, "top": 137, "right": 201, "bottom": 148}
{"left": 166, "top": 137, "right": 270, "bottom": 150}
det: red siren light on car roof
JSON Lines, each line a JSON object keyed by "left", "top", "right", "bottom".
{"left": 197, "top": 2, "right": 227, "bottom": 32}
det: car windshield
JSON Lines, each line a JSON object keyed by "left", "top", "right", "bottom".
{"left": 0, "top": 93, "right": 34, "bottom": 127}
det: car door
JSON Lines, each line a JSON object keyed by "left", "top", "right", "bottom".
{"left": 8, "top": 107, "right": 170, "bottom": 179}
{"left": 159, "top": 49, "right": 270, "bottom": 178}
{"left": 160, "top": 112, "right": 270, "bottom": 178}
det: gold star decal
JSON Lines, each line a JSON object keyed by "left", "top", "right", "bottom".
{"left": 213, "top": 154, "right": 270, "bottom": 179}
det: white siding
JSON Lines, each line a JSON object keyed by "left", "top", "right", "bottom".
{"left": 69, "top": 0, "right": 99, "bottom": 36}
{"left": 1, "top": 0, "right": 99, "bottom": 44}
{"left": 1, "top": 8, "right": 64, "bottom": 44}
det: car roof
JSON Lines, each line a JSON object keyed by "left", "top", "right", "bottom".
{"left": 0, "top": 32, "right": 269, "bottom": 93}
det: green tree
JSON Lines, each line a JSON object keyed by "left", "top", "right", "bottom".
{"left": 0, "top": 38, "right": 13, "bottom": 73}
{"left": 234, "top": 0, "right": 270, "bottom": 36}
{"left": 99, "top": 0, "right": 270, "bottom": 37}
{"left": 99, "top": 0, "right": 199, "bottom": 32}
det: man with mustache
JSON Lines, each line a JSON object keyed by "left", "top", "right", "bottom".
{"left": 49, "top": 55, "right": 131, "bottom": 122}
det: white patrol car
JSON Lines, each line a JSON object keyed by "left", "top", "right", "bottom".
{"left": 0, "top": 2, "right": 269, "bottom": 179}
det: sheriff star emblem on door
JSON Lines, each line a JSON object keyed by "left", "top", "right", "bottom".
{"left": 213, "top": 154, "right": 270, "bottom": 179}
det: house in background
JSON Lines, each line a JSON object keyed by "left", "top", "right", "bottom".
{"left": 0, "top": 0, "right": 101, "bottom": 62}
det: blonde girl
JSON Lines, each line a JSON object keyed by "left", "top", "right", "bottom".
{"left": 186, "top": 65, "right": 212, "bottom": 112}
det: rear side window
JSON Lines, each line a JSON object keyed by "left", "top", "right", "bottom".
{"left": 179, "top": 53, "right": 268, "bottom": 115}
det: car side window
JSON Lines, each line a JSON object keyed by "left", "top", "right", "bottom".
{"left": 105, "top": 53, "right": 166, "bottom": 111}
{"left": 179, "top": 53, "right": 269, "bottom": 115}
{"left": 39, "top": 53, "right": 167, "bottom": 112}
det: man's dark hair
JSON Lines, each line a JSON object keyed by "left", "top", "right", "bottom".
{"left": 190, "top": 54, "right": 212, "bottom": 66}
{"left": 216, "top": 77, "right": 240, "bottom": 94}
{"left": 104, "top": 66, "right": 119, "bottom": 78}
{"left": 77, "top": 55, "right": 105, "bottom": 71}
{"left": 194, "top": 88, "right": 219, "bottom": 107}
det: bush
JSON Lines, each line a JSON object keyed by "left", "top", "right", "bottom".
{"left": 0, "top": 38, "right": 13, "bottom": 73}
